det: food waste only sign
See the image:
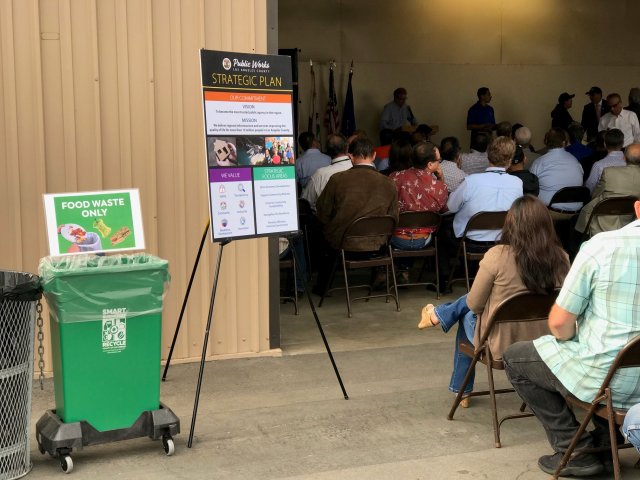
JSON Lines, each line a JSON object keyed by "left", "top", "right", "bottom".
{"left": 201, "top": 49, "right": 299, "bottom": 242}
{"left": 43, "top": 189, "right": 145, "bottom": 256}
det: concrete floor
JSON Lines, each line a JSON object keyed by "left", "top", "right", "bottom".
{"left": 27, "top": 281, "right": 639, "bottom": 479}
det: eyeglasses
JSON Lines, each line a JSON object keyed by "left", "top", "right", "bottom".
{"left": 608, "top": 101, "right": 621, "bottom": 109}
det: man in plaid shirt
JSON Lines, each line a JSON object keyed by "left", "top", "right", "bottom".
{"left": 504, "top": 199, "right": 640, "bottom": 476}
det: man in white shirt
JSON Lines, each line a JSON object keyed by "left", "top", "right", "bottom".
{"left": 301, "top": 133, "right": 351, "bottom": 212}
{"left": 598, "top": 93, "right": 640, "bottom": 148}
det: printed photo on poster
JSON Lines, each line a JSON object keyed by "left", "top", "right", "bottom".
{"left": 235, "top": 136, "right": 268, "bottom": 165}
{"left": 207, "top": 137, "right": 238, "bottom": 167}
{"left": 264, "top": 137, "right": 295, "bottom": 165}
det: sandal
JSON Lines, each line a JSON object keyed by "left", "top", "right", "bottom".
{"left": 418, "top": 304, "right": 438, "bottom": 329}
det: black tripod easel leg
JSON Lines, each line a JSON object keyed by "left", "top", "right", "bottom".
{"left": 162, "top": 221, "right": 210, "bottom": 381}
{"left": 288, "top": 234, "right": 349, "bottom": 400}
{"left": 188, "top": 238, "right": 230, "bottom": 448}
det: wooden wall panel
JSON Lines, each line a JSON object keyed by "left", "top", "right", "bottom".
{"left": 0, "top": 0, "right": 273, "bottom": 373}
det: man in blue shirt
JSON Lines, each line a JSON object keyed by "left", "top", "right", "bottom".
{"left": 530, "top": 128, "right": 584, "bottom": 211}
{"left": 436, "top": 137, "right": 522, "bottom": 292}
{"left": 380, "top": 87, "right": 418, "bottom": 131}
{"left": 295, "top": 131, "right": 331, "bottom": 189}
{"left": 504, "top": 205, "right": 640, "bottom": 476}
{"left": 447, "top": 137, "right": 523, "bottom": 241}
{"left": 466, "top": 87, "right": 495, "bottom": 144}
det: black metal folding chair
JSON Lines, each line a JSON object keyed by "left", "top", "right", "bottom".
{"left": 318, "top": 215, "right": 399, "bottom": 318}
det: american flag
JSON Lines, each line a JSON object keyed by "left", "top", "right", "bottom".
{"left": 325, "top": 61, "right": 339, "bottom": 135}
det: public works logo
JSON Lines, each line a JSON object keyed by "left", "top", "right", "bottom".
{"left": 222, "top": 58, "right": 232, "bottom": 70}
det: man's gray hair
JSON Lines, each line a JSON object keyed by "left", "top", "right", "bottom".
{"left": 514, "top": 126, "right": 532, "bottom": 146}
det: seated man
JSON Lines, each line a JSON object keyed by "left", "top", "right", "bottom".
{"left": 439, "top": 136, "right": 467, "bottom": 193}
{"left": 437, "top": 136, "right": 523, "bottom": 291}
{"left": 313, "top": 137, "right": 398, "bottom": 294}
{"left": 374, "top": 128, "right": 393, "bottom": 171}
{"left": 583, "top": 128, "right": 625, "bottom": 194}
{"left": 507, "top": 145, "right": 539, "bottom": 196}
{"left": 565, "top": 122, "right": 593, "bottom": 163}
{"left": 503, "top": 203, "right": 640, "bottom": 476}
{"left": 301, "top": 133, "right": 351, "bottom": 212}
{"left": 530, "top": 128, "right": 584, "bottom": 211}
{"left": 459, "top": 131, "right": 490, "bottom": 175}
{"left": 295, "top": 131, "right": 331, "bottom": 189}
{"left": 575, "top": 143, "right": 640, "bottom": 236}
{"left": 514, "top": 126, "right": 539, "bottom": 168}
{"left": 448, "top": 136, "right": 523, "bottom": 242}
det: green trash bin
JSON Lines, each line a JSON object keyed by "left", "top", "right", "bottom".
{"left": 39, "top": 254, "right": 170, "bottom": 432}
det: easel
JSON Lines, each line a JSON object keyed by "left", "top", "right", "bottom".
{"left": 162, "top": 221, "right": 348, "bottom": 447}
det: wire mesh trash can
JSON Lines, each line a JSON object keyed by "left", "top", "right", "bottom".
{"left": 0, "top": 271, "right": 41, "bottom": 480}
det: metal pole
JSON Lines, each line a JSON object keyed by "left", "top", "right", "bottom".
{"left": 162, "top": 221, "right": 210, "bottom": 381}
{"left": 188, "top": 239, "right": 230, "bottom": 448}
{"left": 288, "top": 234, "right": 349, "bottom": 400}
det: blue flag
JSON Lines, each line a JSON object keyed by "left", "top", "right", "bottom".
{"left": 341, "top": 64, "right": 355, "bottom": 137}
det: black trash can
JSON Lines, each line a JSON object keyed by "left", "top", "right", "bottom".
{"left": 0, "top": 271, "right": 41, "bottom": 480}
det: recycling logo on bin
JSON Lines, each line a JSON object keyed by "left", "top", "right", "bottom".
{"left": 102, "top": 308, "right": 127, "bottom": 353}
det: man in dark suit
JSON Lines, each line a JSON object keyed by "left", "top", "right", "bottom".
{"left": 312, "top": 137, "right": 398, "bottom": 294}
{"left": 581, "top": 86, "right": 609, "bottom": 142}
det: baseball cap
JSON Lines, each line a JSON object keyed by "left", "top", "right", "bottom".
{"left": 558, "top": 92, "right": 575, "bottom": 103}
{"left": 512, "top": 145, "right": 525, "bottom": 165}
{"left": 585, "top": 86, "right": 602, "bottom": 95}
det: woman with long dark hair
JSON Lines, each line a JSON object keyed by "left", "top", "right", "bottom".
{"left": 418, "top": 195, "right": 570, "bottom": 406}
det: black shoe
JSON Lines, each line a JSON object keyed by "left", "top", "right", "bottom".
{"left": 311, "top": 285, "right": 326, "bottom": 296}
{"left": 537, "top": 452, "right": 603, "bottom": 477}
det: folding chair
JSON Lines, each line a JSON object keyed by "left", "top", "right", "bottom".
{"left": 391, "top": 211, "right": 441, "bottom": 298}
{"left": 279, "top": 240, "right": 299, "bottom": 315}
{"left": 583, "top": 195, "right": 637, "bottom": 239}
{"left": 447, "top": 290, "right": 558, "bottom": 448}
{"left": 318, "top": 215, "right": 399, "bottom": 318}
{"left": 450, "top": 211, "right": 507, "bottom": 292}
{"left": 553, "top": 335, "right": 640, "bottom": 480}
{"left": 297, "top": 198, "right": 313, "bottom": 275}
{"left": 547, "top": 186, "right": 591, "bottom": 216}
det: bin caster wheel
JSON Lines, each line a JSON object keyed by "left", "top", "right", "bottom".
{"left": 162, "top": 435, "right": 175, "bottom": 456}
{"left": 60, "top": 455, "right": 73, "bottom": 474}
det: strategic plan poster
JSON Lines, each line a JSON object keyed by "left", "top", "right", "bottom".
{"left": 201, "top": 49, "right": 299, "bottom": 241}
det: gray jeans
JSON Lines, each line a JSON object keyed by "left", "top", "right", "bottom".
{"left": 503, "top": 341, "right": 607, "bottom": 452}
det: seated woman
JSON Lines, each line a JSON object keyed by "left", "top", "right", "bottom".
{"left": 388, "top": 141, "right": 448, "bottom": 283}
{"left": 418, "top": 195, "right": 569, "bottom": 406}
